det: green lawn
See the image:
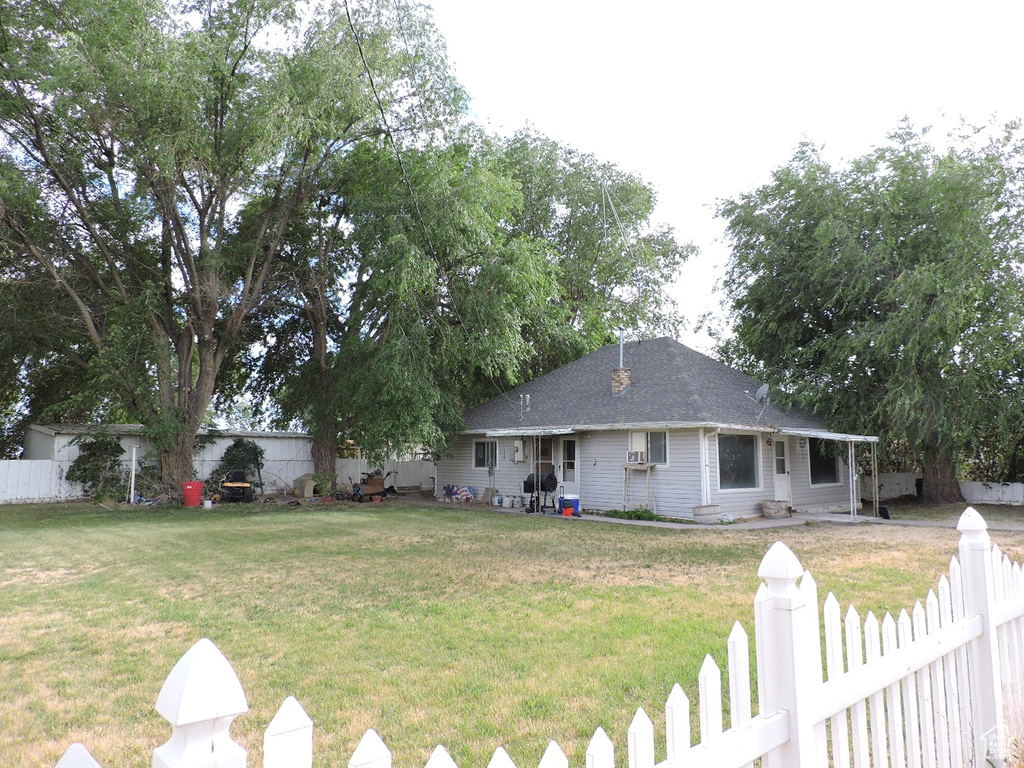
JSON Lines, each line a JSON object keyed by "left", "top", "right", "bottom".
{"left": 2, "top": 500, "right": 1022, "bottom": 768}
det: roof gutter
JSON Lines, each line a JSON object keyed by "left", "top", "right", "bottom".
{"left": 473, "top": 422, "right": 877, "bottom": 442}
{"left": 485, "top": 427, "right": 576, "bottom": 437}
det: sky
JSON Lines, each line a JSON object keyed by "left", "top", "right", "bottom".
{"left": 425, "top": 0, "right": 1024, "bottom": 351}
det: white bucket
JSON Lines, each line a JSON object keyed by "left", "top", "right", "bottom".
{"left": 502, "top": 495, "right": 512, "bottom": 508}
{"left": 494, "top": 495, "right": 504, "bottom": 506}
{"left": 203, "top": 500, "right": 212, "bottom": 509}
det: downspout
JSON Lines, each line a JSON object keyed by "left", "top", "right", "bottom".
{"left": 872, "top": 442, "right": 879, "bottom": 517}
{"left": 848, "top": 440, "right": 857, "bottom": 518}
{"left": 699, "top": 428, "right": 711, "bottom": 506}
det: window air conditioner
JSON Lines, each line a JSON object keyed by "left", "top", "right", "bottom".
{"left": 627, "top": 451, "right": 646, "bottom": 463}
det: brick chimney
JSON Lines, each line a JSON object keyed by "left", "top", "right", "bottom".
{"left": 612, "top": 367, "right": 631, "bottom": 395}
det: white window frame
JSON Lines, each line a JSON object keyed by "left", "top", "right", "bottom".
{"left": 717, "top": 432, "right": 761, "bottom": 492}
{"left": 474, "top": 440, "right": 497, "bottom": 469}
{"left": 629, "top": 431, "right": 668, "bottom": 465}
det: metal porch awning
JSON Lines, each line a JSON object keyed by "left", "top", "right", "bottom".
{"left": 778, "top": 429, "right": 879, "bottom": 518}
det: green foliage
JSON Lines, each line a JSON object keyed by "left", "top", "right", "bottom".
{"left": 0, "top": 0, "right": 462, "bottom": 488}
{"left": 599, "top": 508, "right": 669, "bottom": 522}
{"left": 209, "top": 438, "right": 265, "bottom": 484}
{"left": 65, "top": 434, "right": 128, "bottom": 500}
{"left": 496, "top": 129, "right": 693, "bottom": 379}
{"left": 717, "top": 121, "right": 1024, "bottom": 500}
{"left": 237, "top": 126, "right": 689, "bottom": 472}
{"left": 311, "top": 471, "right": 336, "bottom": 495}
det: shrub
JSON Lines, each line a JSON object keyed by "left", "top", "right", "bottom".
{"left": 598, "top": 508, "right": 669, "bottom": 522}
{"left": 65, "top": 434, "right": 128, "bottom": 500}
{"left": 209, "top": 438, "right": 265, "bottom": 488}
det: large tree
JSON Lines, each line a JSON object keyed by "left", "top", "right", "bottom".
{"left": 717, "top": 122, "right": 1024, "bottom": 503}
{"left": 0, "top": 0, "right": 462, "bottom": 486}
{"left": 237, "top": 131, "right": 560, "bottom": 476}
{"left": 233, "top": 128, "right": 691, "bottom": 477}
{"left": 497, "top": 129, "right": 691, "bottom": 379}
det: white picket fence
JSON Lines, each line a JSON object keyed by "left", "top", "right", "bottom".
{"left": 52, "top": 507, "right": 1024, "bottom": 768}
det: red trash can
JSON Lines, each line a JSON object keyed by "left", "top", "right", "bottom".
{"left": 182, "top": 481, "right": 203, "bottom": 508}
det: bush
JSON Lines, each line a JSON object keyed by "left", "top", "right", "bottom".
{"left": 65, "top": 434, "right": 128, "bottom": 500}
{"left": 597, "top": 508, "right": 669, "bottom": 522}
{"left": 209, "top": 438, "right": 265, "bottom": 487}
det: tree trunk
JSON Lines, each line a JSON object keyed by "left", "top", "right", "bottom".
{"left": 311, "top": 428, "right": 337, "bottom": 486}
{"left": 161, "top": 436, "right": 197, "bottom": 496}
{"left": 308, "top": 296, "right": 338, "bottom": 487}
{"left": 921, "top": 444, "right": 965, "bottom": 504}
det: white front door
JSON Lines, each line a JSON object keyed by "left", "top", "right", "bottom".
{"left": 773, "top": 438, "right": 791, "bottom": 502}
{"left": 558, "top": 438, "right": 579, "bottom": 498}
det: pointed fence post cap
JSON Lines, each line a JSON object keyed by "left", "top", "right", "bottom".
{"left": 758, "top": 541, "right": 804, "bottom": 596}
{"left": 155, "top": 638, "right": 248, "bottom": 726}
{"left": 957, "top": 506, "right": 988, "bottom": 534}
{"left": 56, "top": 744, "right": 102, "bottom": 768}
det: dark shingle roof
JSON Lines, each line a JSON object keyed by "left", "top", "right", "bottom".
{"left": 463, "top": 337, "right": 833, "bottom": 434}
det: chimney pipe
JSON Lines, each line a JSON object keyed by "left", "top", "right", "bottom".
{"left": 613, "top": 328, "right": 630, "bottom": 394}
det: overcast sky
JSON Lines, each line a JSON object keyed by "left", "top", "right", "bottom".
{"left": 425, "top": 0, "right": 1024, "bottom": 350}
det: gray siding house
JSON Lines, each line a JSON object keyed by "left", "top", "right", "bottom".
{"left": 435, "top": 337, "right": 877, "bottom": 519}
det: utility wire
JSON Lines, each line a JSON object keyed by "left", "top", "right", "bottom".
{"left": 343, "top": 0, "right": 435, "bottom": 259}
{"left": 342, "top": 0, "right": 517, "bottom": 410}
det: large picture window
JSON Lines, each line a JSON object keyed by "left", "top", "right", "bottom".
{"left": 718, "top": 433, "right": 758, "bottom": 490}
{"left": 809, "top": 438, "right": 840, "bottom": 485}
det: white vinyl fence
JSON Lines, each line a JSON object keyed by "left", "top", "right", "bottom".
{"left": 865, "top": 473, "right": 1024, "bottom": 506}
{"left": 0, "top": 452, "right": 435, "bottom": 504}
{"left": 0, "top": 460, "right": 84, "bottom": 503}
{"left": 336, "top": 457, "right": 436, "bottom": 491}
{"left": 52, "top": 507, "right": 1024, "bottom": 768}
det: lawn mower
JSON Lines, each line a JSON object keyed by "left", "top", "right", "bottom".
{"left": 218, "top": 469, "right": 255, "bottom": 503}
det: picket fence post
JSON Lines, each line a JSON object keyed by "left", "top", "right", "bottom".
{"left": 55, "top": 743, "right": 102, "bottom": 768}
{"left": 152, "top": 638, "right": 249, "bottom": 768}
{"left": 755, "top": 541, "right": 825, "bottom": 768}
{"left": 957, "top": 507, "right": 1007, "bottom": 765}
{"left": 265, "top": 696, "right": 313, "bottom": 768}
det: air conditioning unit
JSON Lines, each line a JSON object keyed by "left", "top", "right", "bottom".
{"left": 627, "top": 450, "right": 646, "bottom": 463}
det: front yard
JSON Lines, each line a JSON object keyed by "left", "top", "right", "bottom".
{"left": 1, "top": 500, "right": 1021, "bottom": 767}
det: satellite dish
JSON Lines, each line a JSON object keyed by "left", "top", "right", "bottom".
{"left": 754, "top": 384, "right": 770, "bottom": 405}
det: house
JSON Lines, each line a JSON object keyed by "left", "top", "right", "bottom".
{"left": 435, "top": 337, "right": 877, "bottom": 519}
